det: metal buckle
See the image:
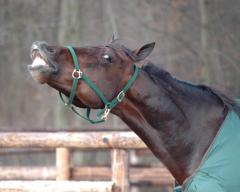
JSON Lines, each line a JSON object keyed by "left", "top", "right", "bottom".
{"left": 117, "top": 91, "right": 125, "bottom": 102}
{"left": 101, "top": 105, "right": 111, "bottom": 120}
{"left": 72, "top": 69, "right": 82, "bottom": 79}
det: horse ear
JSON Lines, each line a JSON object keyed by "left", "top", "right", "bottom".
{"left": 133, "top": 42, "right": 155, "bottom": 61}
{"left": 111, "top": 34, "right": 118, "bottom": 43}
{"left": 111, "top": 34, "right": 115, "bottom": 42}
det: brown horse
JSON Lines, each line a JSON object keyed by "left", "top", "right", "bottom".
{"left": 28, "top": 41, "right": 240, "bottom": 191}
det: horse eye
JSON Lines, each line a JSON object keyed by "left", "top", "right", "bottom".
{"left": 102, "top": 54, "right": 112, "bottom": 62}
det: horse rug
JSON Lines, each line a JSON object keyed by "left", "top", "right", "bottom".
{"left": 174, "top": 110, "right": 240, "bottom": 192}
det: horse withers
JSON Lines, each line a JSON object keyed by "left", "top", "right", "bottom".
{"left": 28, "top": 40, "right": 240, "bottom": 192}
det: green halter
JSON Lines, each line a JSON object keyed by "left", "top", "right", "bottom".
{"left": 59, "top": 46, "right": 140, "bottom": 124}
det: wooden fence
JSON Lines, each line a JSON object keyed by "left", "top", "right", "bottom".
{"left": 0, "top": 131, "right": 173, "bottom": 192}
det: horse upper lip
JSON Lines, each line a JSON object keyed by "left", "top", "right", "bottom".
{"left": 31, "top": 43, "right": 40, "bottom": 53}
{"left": 30, "top": 41, "right": 52, "bottom": 61}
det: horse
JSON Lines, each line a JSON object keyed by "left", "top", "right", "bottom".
{"left": 28, "top": 40, "right": 240, "bottom": 192}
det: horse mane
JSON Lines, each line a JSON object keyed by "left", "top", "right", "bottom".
{"left": 142, "top": 63, "right": 240, "bottom": 116}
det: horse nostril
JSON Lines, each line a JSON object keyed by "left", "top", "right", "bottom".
{"left": 45, "top": 46, "right": 56, "bottom": 54}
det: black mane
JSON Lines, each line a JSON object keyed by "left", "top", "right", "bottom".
{"left": 142, "top": 63, "right": 240, "bottom": 116}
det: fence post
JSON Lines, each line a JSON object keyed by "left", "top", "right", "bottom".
{"left": 111, "top": 149, "right": 129, "bottom": 192}
{"left": 56, "top": 148, "right": 70, "bottom": 180}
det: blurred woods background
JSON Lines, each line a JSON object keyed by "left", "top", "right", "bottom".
{"left": 0, "top": 0, "right": 239, "bottom": 191}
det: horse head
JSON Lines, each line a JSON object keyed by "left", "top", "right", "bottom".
{"left": 28, "top": 41, "right": 155, "bottom": 111}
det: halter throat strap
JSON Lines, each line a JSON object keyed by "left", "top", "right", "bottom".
{"left": 59, "top": 45, "right": 140, "bottom": 124}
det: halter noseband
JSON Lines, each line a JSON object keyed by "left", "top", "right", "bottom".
{"left": 59, "top": 46, "right": 140, "bottom": 124}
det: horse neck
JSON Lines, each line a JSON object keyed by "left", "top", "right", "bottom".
{"left": 112, "top": 69, "right": 226, "bottom": 184}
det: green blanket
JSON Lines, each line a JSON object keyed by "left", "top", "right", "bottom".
{"left": 174, "top": 110, "right": 240, "bottom": 192}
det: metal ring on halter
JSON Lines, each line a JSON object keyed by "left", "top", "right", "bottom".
{"left": 72, "top": 69, "right": 82, "bottom": 79}
{"left": 101, "top": 104, "right": 111, "bottom": 120}
{"left": 117, "top": 91, "right": 125, "bottom": 102}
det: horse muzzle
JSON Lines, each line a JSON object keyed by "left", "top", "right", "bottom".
{"left": 28, "top": 41, "right": 58, "bottom": 83}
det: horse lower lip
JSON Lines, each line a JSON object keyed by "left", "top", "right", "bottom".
{"left": 28, "top": 64, "right": 51, "bottom": 72}
{"left": 28, "top": 63, "right": 58, "bottom": 74}
{"left": 29, "top": 57, "right": 46, "bottom": 70}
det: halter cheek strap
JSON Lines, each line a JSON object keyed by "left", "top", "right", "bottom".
{"left": 59, "top": 46, "right": 140, "bottom": 124}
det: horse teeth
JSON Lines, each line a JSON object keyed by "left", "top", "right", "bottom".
{"left": 31, "top": 57, "right": 47, "bottom": 67}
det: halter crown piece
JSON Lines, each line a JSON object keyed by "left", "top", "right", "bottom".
{"left": 59, "top": 46, "right": 140, "bottom": 124}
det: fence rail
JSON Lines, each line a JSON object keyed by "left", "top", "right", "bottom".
{"left": 0, "top": 132, "right": 147, "bottom": 149}
{"left": 0, "top": 181, "right": 114, "bottom": 192}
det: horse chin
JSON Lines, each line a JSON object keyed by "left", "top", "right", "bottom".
{"left": 28, "top": 69, "right": 50, "bottom": 84}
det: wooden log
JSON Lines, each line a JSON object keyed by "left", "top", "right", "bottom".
{"left": 0, "top": 166, "right": 56, "bottom": 180}
{"left": 0, "top": 181, "right": 114, "bottom": 192}
{"left": 0, "top": 132, "right": 147, "bottom": 149}
{"left": 56, "top": 148, "right": 70, "bottom": 180}
{"left": 0, "top": 166, "right": 174, "bottom": 185}
{"left": 72, "top": 166, "right": 111, "bottom": 181}
{"left": 0, "top": 148, "right": 54, "bottom": 155}
{"left": 130, "top": 166, "right": 174, "bottom": 185}
{"left": 111, "top": 149, "right": 129, "bottom": 192}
